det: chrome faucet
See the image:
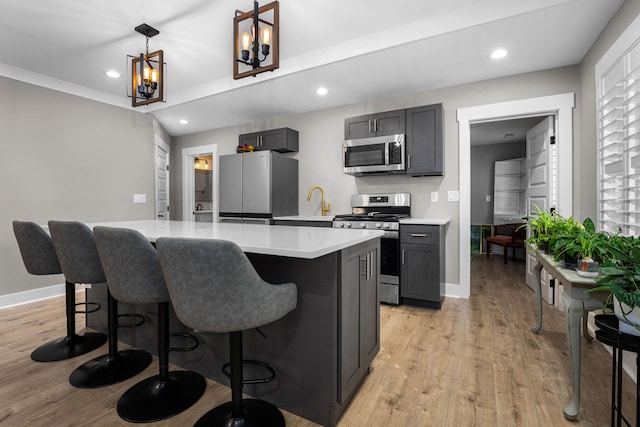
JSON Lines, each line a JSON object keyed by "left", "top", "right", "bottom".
{"left": 307, "top": 186, "right": 331, "bottom": 216}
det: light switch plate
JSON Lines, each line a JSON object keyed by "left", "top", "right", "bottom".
{"left": 431, "top": 191, "right": 438, "bottom": 202}
{"left": 447, "top": 191, "right": 459, "bottom": 202}
{"left": 486, "top": 195, "right": 491, "bottom": 202}
{"left": 133, "top": 194, "right": 147, "bottom": 203}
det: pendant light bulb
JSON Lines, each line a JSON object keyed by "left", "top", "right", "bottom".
{"left": 241, "top": 32, "right": 251, "bottom": 50}
{"left": 261, "top": 26, "right": 271, "bottom": 46}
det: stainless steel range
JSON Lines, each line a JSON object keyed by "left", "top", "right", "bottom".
{"left": 333, "top": 193, "right": 410, "bottom": 305}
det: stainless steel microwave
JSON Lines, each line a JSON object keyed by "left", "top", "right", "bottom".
{"left": 343, "top": 134, "right": 405, "bottom": 175}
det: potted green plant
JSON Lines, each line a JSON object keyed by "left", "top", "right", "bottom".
{"left": 553, "top": 217, "right": 607, "bottom": 274}
{"left": 523, "top": 206, "right": 560, "bottom": 253}
{"left": 588, "top": 235, "right": 640, "bottom": 335}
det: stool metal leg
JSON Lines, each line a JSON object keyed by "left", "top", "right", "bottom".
{"left": 117, "top": 302, "right": 206, "bottom": 423}
{"left": 195, "top": 330, "right": 285, "bottom": 427}
{"left": 30, "top": 281, "right": 107, "bottom": 362}
{"left": 69, "top": 289, "right": 151, "bottom": 388}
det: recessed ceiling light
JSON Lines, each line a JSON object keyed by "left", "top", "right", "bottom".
{"left": 490, "top": 49, "right": 508, "bottom": 60}
{"left": 105, "top": 70, "right": 121, "bottom": 78}
{"left": 179, "top": 119, "right": 189, "bottom": 125}
{"left": 316, "top": 87, "right": 328, "bottom": 96}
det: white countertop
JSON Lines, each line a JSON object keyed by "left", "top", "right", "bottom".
{"left": 400, "top": 218, "right": 451, "bottom": 226}
{"left": 87, "top": 220, "right": 382, "bottom": 259}
{"left": 273, "top": 215, "right": 334, "bottom": 222}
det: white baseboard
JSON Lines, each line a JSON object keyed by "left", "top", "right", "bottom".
{"left": 0, "top": 284, "right": 66, "bottom": 310}
{"left": 445, "top": 282, "right": 468, "bottom": 299}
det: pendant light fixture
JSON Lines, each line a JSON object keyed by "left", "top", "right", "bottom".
{"left": 129, "top": 23, "right": 165, "bottom": 107}
{"left": 233, "top": 1, "right": 279, "bottom": 80}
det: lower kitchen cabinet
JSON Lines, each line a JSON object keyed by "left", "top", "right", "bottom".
{"left": 339, "top": 240, "right": 379, "bottom": 404}
{"left": 400, "top": 224, "right": 445, "bottom": 309}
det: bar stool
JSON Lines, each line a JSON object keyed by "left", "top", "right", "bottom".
{"left": 156, "top": 237, "right": 297, "bottom": 427}
{"left": 94, "top": 226, "right": 206, "bottom": 423}
{"left": 47, "top": 221, "right": 151, "bottom": 388}
{"left": 12, "top": 220, "right": 107, "bottom": 362}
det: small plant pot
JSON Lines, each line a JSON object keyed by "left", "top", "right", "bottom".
{"left": 576, "top": 259, "right": 598, "bottom": 277}
{"left": 614, "top": 297, "right": 640, "bottom": 337}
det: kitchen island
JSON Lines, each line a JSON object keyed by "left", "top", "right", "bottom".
{"left": 84, "top": 220, "right": 382, "bottom": 427}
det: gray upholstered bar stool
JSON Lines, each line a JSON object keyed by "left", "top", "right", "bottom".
{"left": 94, "top": 226, "right": 206, "bottom": 423}
{"left": 12, "top": 220, "right": 107, "bottom": 362}
{"left": 48, "top": 221, "right": 151, "bottom": 388}
{"left": 156, "top": 237, "right": 297, "bottom": 427}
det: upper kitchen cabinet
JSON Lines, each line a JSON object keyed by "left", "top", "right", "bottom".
{"left": 406, "top": 103, "right": 443, "bottom": 176}
{"left": 344, "top": 109, "right": 405, "bottom": 139}
{"left": 239, "top": 127, "right": 299, "bottom": 153}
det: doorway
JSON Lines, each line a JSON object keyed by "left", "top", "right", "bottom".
{"left": 456, "top": 93, "right": 575, "bottom": 299}
{"left": 182, "top": 144, "right": 218, "bottom": 222}
{"left": 469, "top": 116, "right": 553, "bottom": 295}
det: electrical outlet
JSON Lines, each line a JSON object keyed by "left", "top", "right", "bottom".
{"left": 447, "top": 191, "right": 459, "bottom": 202}
{"left": 133, "top": 194, "right": 147, "bottom": 204}
{"left": 431, "top": 191, "right": 438, "bottom": 202}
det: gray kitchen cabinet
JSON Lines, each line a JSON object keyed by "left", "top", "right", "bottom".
{"left": 339, "top": 239, "right": 379, "bottom": 405}
{"left": 400, "top": 224, "right": 445, "bottom": 309}
{"left": 406, "top": 103, "right": 443, "bottom": 176}
{"left": 239, "top": 127, "right": 299, "bottom": 153}
{"left": 344, "top": 109, "right": 405, "bottom": 139}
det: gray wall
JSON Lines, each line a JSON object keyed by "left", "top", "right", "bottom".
{"left": 1, "top": 77, "right": 157, "bottom": 297}
{"left": 470, "top": 142, "right": 526, "bottom": 225}
{"left": 172, "top": 65, "right": 582, "bottom": 288}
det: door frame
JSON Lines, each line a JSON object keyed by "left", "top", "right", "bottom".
{"left": 182, "top": 144, "right": 218, "bottom": 222}
{"left": 155, "top": 135, "right": 170, "bottom": 220}
{"left": 456, "top": 93, "right": 574, "bottom": 298}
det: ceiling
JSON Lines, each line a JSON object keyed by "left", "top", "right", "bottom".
{"left": 470, "top": 117, "right": 546, "bottom": 146}
{"left": 0, "top": 0, "right": 624, "bottom": 137}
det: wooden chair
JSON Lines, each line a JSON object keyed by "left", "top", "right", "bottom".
{"left": 486, "top": 223, "right": 526, "bottom": 264}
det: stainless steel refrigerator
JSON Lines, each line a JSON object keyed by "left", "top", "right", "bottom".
{"left": 219, "top": 151, "right": 298, "bottom": 224}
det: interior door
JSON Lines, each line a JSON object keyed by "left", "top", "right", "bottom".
{"left": 155, "top": 138, "right": 170, "bottom": 220}
{"left": 525, "top": 116, "right": 554, "bottom": 291}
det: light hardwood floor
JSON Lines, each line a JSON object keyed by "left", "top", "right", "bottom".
{"left": 0, "top": 256, "right": 636, "bottom": 426}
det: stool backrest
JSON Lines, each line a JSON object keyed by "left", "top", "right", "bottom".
{"left": 13, "top": 220, "right": 62, "bottom": 275}
{"left": 156, "top": 237, "right": 297, "bottom": 334}
{"left": 48, "top": 221, "right": 105, "bottom": 284}
{"left": 94, "top": 226, "right": 169, "bottom": 304}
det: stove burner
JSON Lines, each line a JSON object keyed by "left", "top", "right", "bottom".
{"left": 333, "top": 213, "right": 407, "bottom": 222}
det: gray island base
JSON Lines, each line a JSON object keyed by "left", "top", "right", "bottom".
{"left": 84, "top": 221, "right": 381, "bottom": 427}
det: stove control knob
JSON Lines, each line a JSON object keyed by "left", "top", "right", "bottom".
{"left": 359, "top": 223, "right": 366, "bottom": 228}
{"left": 383, "top": 223, "right": 390, "bottom": 229}
{"left": 335, "top": 222, "right": 343, "bottom": 228}
{"left": 375, "top": 223, "right": 382, "bottom": 228}
{"left": 345, "top": 223, "right": 352, "bottom": 228}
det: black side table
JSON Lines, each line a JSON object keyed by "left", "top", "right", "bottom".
{"left": 595, "top": 314, "right": 640, "bottom": 427}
